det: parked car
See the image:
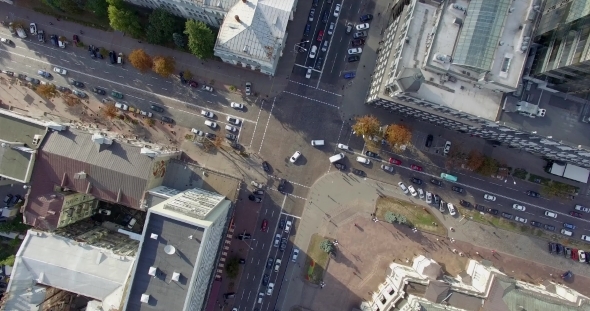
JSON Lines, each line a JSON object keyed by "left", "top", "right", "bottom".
{"left": 514, "top": 216, "right": 527, "bottom": 224}
{"left": 425, "top": 192, "right": 432, "bottom": 204}
{"left": 346, "top": 23, "right": 353, "bottom": 34}
{"left": 475, "top": 204, "right": 485, "bottom": 212}
{"left": 343, "top": 71, "right": 356, "bottom": 79}
{"left": 569, "top": 211, "right": 583, "bottom": 218}
{"left": 526, "top": 190, "right": 541, "bottom": 198}
{"left": 92, "top": 87, "right": 106, "bottom": 95}
{"left": 410, "top": 177, "right": 423, "bottom": 185}
{"left": 451, "top": 186, "right": 463, "bottom": 193}
{"left": 290, "top": 151, "right": 301, "bottom": 163}
{"left": 398, "top": 182, "right": 409, "bottom": 194}
{"left": 430, "top": 179, "right": 442, "bottom": 187}
{"left": 227, "top": 116, "right": 241, "bottom": 125}
{"left": 150, "top": 105, "right": 164, "bottom": 112}
{"left": 277, "top": 179, "right": 287, "bottom": 192}
{"left": 308, "top": 8, "right": 316, "bottom": 21}
{"left": 248, "top": 195, "right": 262, "bottom": 203}
{"left": 0, "top": 38, "right": 12, "bottom": 45}
{"left": 161, "top": 116, "right": 174, "bottom": 123}
{"left": 333, "top": 4, "right": 341, "bottom": 17}
{"left": 230, "top": 102, "right": 244, "bottom": 109}
{"left": 245, "top": 82, "right": 252, "bottom": 96}
{"left": 348, "top": 55, "right": 360, "bottom": 62}
{"left": 447, "top": 203, "right": 456, "bottom": 216}
{"left": 359, "top": 14, "right": 373, "bottom": 22}
{"left": 501, "top": 212, "right": 513, "bottom": 220}
{"left": 512, "top": 204, "right": 526, "bottom": 211}
{"left": 348, "top": 47, "right": 363, "bottom": 54}
{"left": 443, "top": 141, "right": 451, "bottom": 155}
{"left": 334, "top": 163, "right": 346, "bottom": 170}
{"left": 37, "top": 70, "right": 52, "bottom": 79}
{"left": 365, "top": 151, "right": 378, "bottom": 158}
{"left": 352, "top": 169, "right": 365, "bottom": 177}
{"left": 544, "top": 224, "right": 555, "bottom": 231}
{"left": 574, "top": 205, "right": 590, "bottom": 213}
{"left": 351, "top": 39, "right": 365, "bottom": 47}
{"left": 530, "top": 221, "right": 542, "bottom": 228}
{"left": 483, "top": 194, "right": 496, "bottom": 201}
{"left": 407, "top": 185, "right": 417, "bottom": 197}
{"left": 487, "top": 208, "right": 499, "bottom": 215}
{"left": 460, "top": 200, "right": 472, "bottom": 208}
{"left": 381, "top": 164, "right": 394, "bottom": 172}
{"left": 425, "top": 135, "right": 433, "bottom": 147}
{"left": 262, "top": 161, "right": 270, "bottom": 172}
{"left": 410, "top": 164, "right": 422, "bottom": 171}
{"left": 353, "top": 31, "right": 368, "bottom": 38}
{"left": 356, "top": 23, "right": 370, "bottom": 30}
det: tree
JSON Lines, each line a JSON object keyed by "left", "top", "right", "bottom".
{"left": 225, "top": 257, "right": 240, "bottom": 279}
{"left": 62, "top": 94, "right": 80, "bottom": 106}
{"left": 476, "top": 156, "right": 499, "bottom": 176}
{"left": 152, "top": 56, "right": 175, "bottom": 77}
{"left": 397, "top": 215, "right": 407, "bottom": 225}
{"left": 173, "top": 32, "right": 186, "bottom": 48}
{"left": 85, "top": 0, "right": 109, "bottom": 19}
{"left": 43, "top": 0, "right": 82, "bottom": 13}
{"left": 184, "top": 20, "right": 215, "bottom": 59}
{"left": 144, "top": 118, "right": 155, "bottom": 127}
{"left": 37, "top": 84, "right": 58, "bottom": 99}
{"left": 146, "top": 8, "right": 178, "bottom": 45}
{"left": 446, "top": 147, "right": 466, "bottom": 170}
{"left": 182, "top": 70, "right": 193, "bottom": 80}
{"left": 319, "top": 239, "right": 334, "bottom": 254}
{"left": 352, "top": 115, "right": 380, "bottom": 138}
{"left": 467, "top": 150, "right": 485, "bottom": 171}
{"left": 384, "top": 124, "right": 412, "bottom": 149}
{"left": 128, "top": 49, "right": 153, "bottom": 72}
{"left": 102, "top": 103, "right": 118, "bottom": 118}
{"left": 541, "top": 181, "right": 573, "bottom": 198}
{"left": 108, "top": 5, "right": 143, "bottom": 38}
{"left": 385, "top": 211, "right": 397, "bottom": 224}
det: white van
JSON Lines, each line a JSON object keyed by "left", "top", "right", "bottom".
{"left": 257, "top": 292, "right": 264, "bottom": 304}
{"left": 204, "top": 120, "right": 217, "bottom": 128}
{"left": 561, "top": 229, "right": 573, "bottom": 236}
{"left": 117, "top": 53, "right": 123, "bottom": 64}
{"left": 329, "top": 153, "right": 345, "bottom": 163}
{"left": 311, "top": 140, "right": 324, "bottom": 146}
{"left": 581, "top": 235, "right": 590, "bottom": 242}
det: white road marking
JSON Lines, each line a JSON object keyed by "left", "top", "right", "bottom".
{"left": 282, "top": 91, "right": 339, "bottom": 108}
{"left": 249, "top": 99, "right": 265, "bottom": 147}
{"left": 280, "top": 211, "right": 302, "bottom": 219}
{"left": 258, "top": 97, "right": 276, "bottom": 153}
{"left": 162, "top": 88, "right": 167, "bottom": 90}
{"left": 287, "top": 79, "right": 342, "bottom": 97}
{"left": 61, "top": 59, "right": 69, "bottom": 62}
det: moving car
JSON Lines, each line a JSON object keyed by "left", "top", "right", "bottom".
{"left": 526, "top": 190, "right": 540, "bottom": 198}
{"left": 316, "top": 30, "right": 324, "bottom": 41}
{"left": 410, "top": 177, "right": 423, "bottom": 185}
{"left": 328, "top": 22, "right": 335, "bottom": 35}
{"left": 346, "top": 23, "right": 353, "bottom": 34}
{"left": 290, "top": 151, "right": 301, "bottom": 163}
{"left": 483, "top": 194, "right": 496, "bottom": 201}
{"left": 352, "top": 169, "right": 365, "bottom": 176}
{"left": 111, "top": 91, "right": 124, "bottom": 99}
{"left": 513, "top": 204, "right": 526, "bottom": 211}
{"left": 0, "top": 38, "right": 12, "bottom": 44}
{"left": 348, "top": 55, "right": 360, "bottom": 62}
{"left": 544, "top": 211, "right": 557, "bottom": 218}
{"left": 348, "top": 47, "right": 363, "bottom": 54}
{"left": 202, "top": 85, "right": 213, "bottom": 92}
{"left": 37, "top": 70, "right": 52, "bottom": 78}
{"left": 266, "top": 283, "right": 275, "bottom": 295}
{"left": 356, "top": 23, "right": 370, "bottom": 30}
{"left": 365, "top": 151, "right": 378, "bottom": 158}
{"left": 273, "top": 234, "right": 281, "bottom": 247}
{"left": 92, "top": 87, "right": 106, "bottom": 95}
{"left": 261, "top": 219, "right": 268, "bottom": 232}
{"left": 150, "top": 105, "right": 164, "bottom": 112}
{"left": 333, "top": 4, "right": 341, "bottom": 17}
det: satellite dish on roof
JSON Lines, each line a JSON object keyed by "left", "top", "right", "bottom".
{"left": 164, "top": 245, "right": 176, "bottom": 255}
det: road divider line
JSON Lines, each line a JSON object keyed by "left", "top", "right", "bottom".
{"left": 282, "top": 91, "right": 339, "bottom": 108}
{"left": 258, "top": 97, "right": 276, "bottom": 153}
{"left": 249, "top": 99, "right": 265, "bottom": 147}
{"left": 280, "top": 211, "right": 301, "bottom": 219}
{"left": 286, "top": 79, "right": 342, "bottom": 97}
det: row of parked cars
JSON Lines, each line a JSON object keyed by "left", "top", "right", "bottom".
{"left": 548, "top": 243, "right": 587, "bottom": 263}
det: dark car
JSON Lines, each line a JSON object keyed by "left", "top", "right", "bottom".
{"left": 563, "top": 223, "right": 576, "bottom": 230}
{"left": 430, "top": 179, "right": 443, "bottom": 187}
{"left": 226, "top": 133, "right": 236, "bottom": 141}
{"left": 351, "top": 39, "right": 365, "bottom": 47}
{"left": 564, "top": 247, "right": 572, "bottom": 258}
{"left": 569, "top": 211, "right": 583, "bottom": 218}
{"left": 71, "top": 80, "right": 84, "bottom": 88}
{"left": 50, "top": 35, "right": 58, "bottom": 45}
{"left": 556, "top": 244, "right": 563, "bottom": 254}
{"left": 57, "top": 85, "right": 71, "bottom": 93}
{"left": 459, "top": 200, "right": 472, "bottom": 208}
{"left": 248, "top": 195, "right": 262, "bottom": 202}
{"left": 544, "top": 224, "right": 555, "bottom": 231}
{"left": 277, "top": 179, "right": 287, "bottom": 192}
{"left": 451, "top": 186, "right": 464, "bottom": 193}
{"left": 410, "top": 177, "right": 423, "bottom": 185}
{"left": 11, "top": 194, "right": 22, "bottom": 205}
{"left": 37, "top": 30, "right": 45, "bottom": 43}
{"left": 425, "top": 135, "right": 433, "bottom": 147}
{"left": 109, "top": 50, "right": 117, "bottom": 64}
{"left": 352, "top": 169, "right": 365, "bottom": 176}
{"left": 92, "top": 87, "right": 106, "bottom": 95}
{"left": 266, "top": 257, "right": 273, "bottom": 269}
{"left": 348, "top": 55, "right": 360, "bottom": 62}
{"left": 303, "top": 23, "right": 311, "bottom": 36}
{"left": 526, "top": 190, "right": 540, "bottom": 198}
{"left": 315, "top": 57, "right": 324, "bottom": 70}
{"left": 3, "top": 194, "right": 13, "bottom": 204}
{"left": 237, "top": 233, "right": 251, "bottom": 240}
{"left": 262, "top": 161, "right": 270, "bottom": 172}
{"left": 205, "top": 133, "right": 216, "bottom": 140}
{"left": 530, "top": 221, "right": 542, "bottom": 228}
{"left": 322, "top": 10, "right": 329, "bottom": 23}
{"left": 223, "top": 293, "right": 235, "bottom": 299}
{"left": 188, "top": 80, "right": 198, "bottom": 88}
{"left": 359, "top": 14, "right": 373, "bottom": 22}
{"left": 433, "top": 194, "right": 440, "bottom": 205}
{"left": 334, "top": 163, "right": 346, "bottom": 170}
{"left": 279, "top": 219, "right": 286, "bottom": 229}
{"left": 365, "top": 151, "right": 378, "bottom": 158}
{"left": 501, "top": 212, "right": 513, "bottom": 220}
{"left": 486, "top": 208, "right": 499, "bottom": 215}
{"left": 262, "top": 274, "right": 270, "bottom": 286}
{"left": 475, "top": 204, "right": 486, "bottom": 212}
{"left": 548, "top": 242, "right": 556, "bottom": 254}
{"left": 161, "top": 116, "right": 174, "bottom": 123}
{"left": 150, "top": 105, "right": 164, "bottom": 112}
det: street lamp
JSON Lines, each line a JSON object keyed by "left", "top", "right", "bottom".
{"left": 504, "top": 175, "right": 516, "bottom": 185}
{"left": 294, "top": 40, "right": 310, "bottom": 53}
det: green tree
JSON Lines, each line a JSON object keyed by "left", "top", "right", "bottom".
{"left": 476, "top": 156, "right": 499, "bottom": 176}
{"left": 397, "top": 215, "right": 407, "bottom": 225}
{"left": 319, "top": 239, "right": 334, "bottom": 254}
{"left": 86, "top": 0, "right": 109, "bottom": 18}
{"left": 173, "top": 32, "right": 186, "bottom": 48}
{"left": 225, "top": 257, "right": 240, "bottom": 279}
{"left": 185, "top": 20, "right": 215, "bottom": 59}
{"left": 385, "top": 211, "right": 397, "bottom": 224}
{"left": 108, "top": 5, "right": 143, "bottom": 38}
{"left": 146, "top": 8, "right": 178, "bottom": 45}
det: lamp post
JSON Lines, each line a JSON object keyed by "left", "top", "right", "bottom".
{"left": 294, "top": 40, "right": 310, "bottom": 53}
{"left": 504, "top": 174, "right": 516, "bottom": 185}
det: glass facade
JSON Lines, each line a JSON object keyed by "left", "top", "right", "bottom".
{"left": 453, "top": 0, "right": 510, "bottom": 73}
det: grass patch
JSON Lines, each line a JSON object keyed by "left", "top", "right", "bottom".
{"left": 375, "top": 197, "right": 446, "bottom": 236}
{"left": 304, "top": 234, "right": 330, "bottom": 284}
{"left": 458, "top": 206, "right": 548, "bottom": 238}
{"left": 513, "top": 168, "right": 527, "bottom": 179}
{"left": 528, "top": 174, "right": 551, "bottom": 185}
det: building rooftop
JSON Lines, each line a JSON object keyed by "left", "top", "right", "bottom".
{"left": 201, "top": 0, "right": 239, "bottom": 12}
{"left": 5, "top": 229, "right": 135, "bottom": 308}
{"left": 215, "top": 0, "right": 293, "bottom": 64}
{"left": 24, "top": 127, "right": 179, "bottom": 230}
{"left": 0, "top": 110, "right": 50, "bottom": 182}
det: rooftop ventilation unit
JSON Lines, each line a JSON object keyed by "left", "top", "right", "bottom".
{"left": 164, "top": 245, "right": 176, "bottom": 255}
{"left": 148, "top": 266, "right": 157, "bottom": 276}
{"left": 141, "top": 294, "right": 150, "bottom": 303}
{"left": 32, "top": 134, "right": 42, "bottom": 145}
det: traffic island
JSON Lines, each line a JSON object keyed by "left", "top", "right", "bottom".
{"left": 303, "top": 234, "right": 331, "bottom": 285}
{"left": 375, "top": 197, "right": 446, "bottom": 236}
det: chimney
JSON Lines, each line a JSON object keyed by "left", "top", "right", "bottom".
{"left": 235, "top": 15, "right": 240, "bottom": 22}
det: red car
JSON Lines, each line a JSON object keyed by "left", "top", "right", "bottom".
{"left": 570, "top": 211, "right": 583, "bottom": 218}
{"left": 73, "top": 34, "right": 79, "bottom": 44}
{"left": 572, "top": 249, "right": 579, "bottom": 260}
{"left": 389, "top": 157, "right": 402, "bottom": 165}
{"left": 317, "top": 30, "right": 324, "bottom": 42}
{"left": 410, "top": 164, "right": 422, "bottom": 171}
{"left": 261, "top": 219, "right": 268, "bottom": 232}
{"left": 188, "top": 80, "right": 198, "bottom": 87}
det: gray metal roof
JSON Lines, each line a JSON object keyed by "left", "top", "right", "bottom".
{"left": 0, "top": 112, "right": 48, "bottom": 182}
{"left": 126, "top": 213, "right": 203, "bottom": 311}
{"left": 453, "top": 0, "right": 511, "bottom": 72}
{"left": 215, "top": 0, "right": 293, "bottom": 62}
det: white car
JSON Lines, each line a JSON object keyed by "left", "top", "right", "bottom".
{"left": 285, "top": 220, "right": 292, "bottom": 233}
{"left": 425, "top": 191, "right": 432, "bottom": 203}
{"left": 544, "top": 211, "right": 557, "bottom": 218}
{"left": 204, "top": 120, "right": 217, "bottom": 128}
{"left": 356, "top": 23, "right": 370, "bottom": 30}
{"left": 53, "top": 67, "right": 67, "bottom": 75}
{"left": 408, "top": 185, "right": 417, "bottom": 197}
{"left": 191, "top": 128, "right": 205, "bottom": 136}
{"left": 514, "top": 216, "right": 527, "bottom": 224}
{"left": 381, "top": 164, "right": 393, "bottom": 172}
{"left": 309, "top": 45, "right": 318, "bottom": 58}
{"left": 29, "top": 23, "right": 37, "bottom": 35}
{"left": 483, "top": 194, "right": 496, "bottom": 201}
{"left": 417, "top": 188, "right": 425, "bottom": 199}
{"left": 139, "top": 110, "right": 153, "bottom": 118}
{"left": 444, "top": 141, "right": 451, "bottom": 155}
{"left": 447, "top": 203, "right": 456, "bottom": 216}
{"left": 333, "top": 4, "right": 341, "bottom": 17}
{"left": 306, "top": 67, "right": 312, "bottom": 79}
{"left": 574, "top": 205, "right": 590, "bottom": 213}
{"left": 356, "top": 156, "right": 370, "bottom": 165}
{"left": 348, "top": 47, "right": 363, "bottom": 55}
{"left": 398, "top": 182, "right": 409, "bottom": 194}
{"left": 292, "top": 248, "right": 299, "bottom": 262}
{"left": 273, "top": 234, "right": 281, "bottom": 247}
{"left": 328, "top": 22, "right": 335, "bottom": 35}
{"left": 512, "top": 204, "right": 526, "bottom": 211}
{"left": 245, "top": 82, "right": 252, "bottom": 96}
{"left": 290, "top": 151, "right": 301, "bottom": 163}
{"left": 0, "top": 38, "right": 12, "bottom": 44}
{"left": 202, "top": 85, "right": 213, "bottom": 92}
{"left": 230, "top": 102, "right": 244, "bottom": 109}
{"left": 227, "top": 116, "right": 241, "bottom": 125}
{"left": 114, "top": 102, "right": 128, "bottom": 111}
{"left": 225, "top": 124, "right": 237, "bottom": 132}
{"left": 201, "top": 110, "right": 214, "bottom": 118}
{"left": 266, "top": 283, "right": 274, "bottom": 295}
{"left": 579, "top": 250, "right": 586, "bottom": 263}
{"left": 337, "top": 143, "right": 349, "bottom": 150}
{"left": 98, "top": 208, "right": 111, "bottom": 215}
{"left": 58, "top": 40, "right": 66, "bottom": 48}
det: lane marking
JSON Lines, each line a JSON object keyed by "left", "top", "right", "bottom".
{"left": 280, "top": 211, "right": 302, "bottom": 219}
{"left": 249, "top": 99, "right": 265, "bottom": 147}
{"left": 287, "top": 79, "right": 342, "bottom": 97}
{"left": 258, "top": 97, "right": 276, "bottom": 153}
{"left": 282, "top": 91, "right": 339, "bottom": 108}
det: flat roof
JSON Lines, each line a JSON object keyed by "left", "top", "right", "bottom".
{"left": 0, "top": 111, "right": 48, "bottom": 182}
{"left": 125, "top": 213, "right": 203, "bottom": 311}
